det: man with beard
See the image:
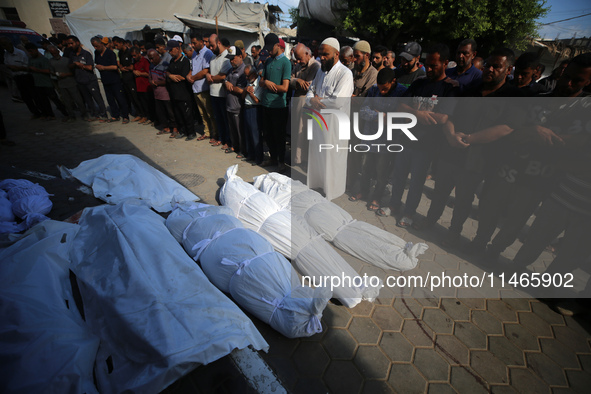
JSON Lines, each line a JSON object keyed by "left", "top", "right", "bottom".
{"left": 414, "top": 48, "right": 524, "bottom": 248}
{"left": 114, "top": 37, "right": 142, "bottom": 121}
{"left": 470, "top": 53, "right": 586, "bottom": 260}
{"left": 352, "top": 40, "right": 377, "bottom": 97}
{"left": 66, "top": 35, "right": 107, "bottom": 121}
{"left": 206, "top": 35, "right": 232, "bottom": 148}
{"left": 290, "top": 43, "right": 321, "bottom": 164}
{"left": 148, "top": 49, "right": 176, "bottom": 135}
{"left": 188, "top": 33, "right": 217, "bottom": 143}
{"left": 445, "top": 38, "right": 482, "bottom": 92}
{"left": 306, "top": 37, "right": 354, "bottom": 200}
{"left": 92, "top": 36, "right": 129, "bottom": 123}
{"left": 372, "top": 45, "right": 388, "bottom": 72}
{"left": 510, "top": 53, "right": 591, "bottom": 313}
{"left": 381, "top": 43, "right": 457, "bottom": 227}
{"left": 260, "top": 33, "right": 291, "bottom": 172}
{"left": 340, "top": 46, "right": 354, "bottom": 70}
{"left": 224, "top": 47, "right": 247, "bottom": 157}
{"left": 395, "top": 42, "right": 425, "bottom": 88}
{"left": 166, "top": 40, "right": 195, "bottom": 140}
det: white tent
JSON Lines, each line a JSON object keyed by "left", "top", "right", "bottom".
{"left": 65, "top": 0, "right": 272, "bottom": 50}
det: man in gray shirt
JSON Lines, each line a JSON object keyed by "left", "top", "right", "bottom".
{"left": 48, "top": 45, "right": 87, "bottom": 121}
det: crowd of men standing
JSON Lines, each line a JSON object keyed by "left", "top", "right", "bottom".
{"left": 1, "top": 31, "right": 590, "bottom": 307}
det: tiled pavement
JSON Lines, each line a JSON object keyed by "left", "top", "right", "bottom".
{"left": 2, "top": 87, "right": 591, "bottom": 393}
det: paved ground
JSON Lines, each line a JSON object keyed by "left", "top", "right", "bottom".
{"left": 2, "top": 86, "right": 591, "bottom": 393}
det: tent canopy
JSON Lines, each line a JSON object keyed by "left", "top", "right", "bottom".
{"left": 65, "top": 0, "right": 270, "bottom": 48}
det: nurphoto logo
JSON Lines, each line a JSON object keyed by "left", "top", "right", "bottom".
{"left": 304, "top": 109, "right": 419, "bottom": 152}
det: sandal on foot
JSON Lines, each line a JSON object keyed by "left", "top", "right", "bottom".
{"left": 196, "top": 134, "right": 208, "bottom": 141}
{"left": 348, "top": 194, "right": 363, "bottom": 202}
{"left": 367, "top": 203, "right": 380, "bottom": 211}
{"left": 157, "top": 129, "right": 170, "bottom": 135}
{"left": 397, "top": 216, "right": 413, "bottom": 228}
{"left": 376, "top": 207, "right": 391, "bottom": 217}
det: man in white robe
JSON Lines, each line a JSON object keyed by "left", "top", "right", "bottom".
{"left": 305, "top": 38, "right": 354, "bottom": 201}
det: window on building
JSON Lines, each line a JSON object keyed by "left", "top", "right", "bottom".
{"left": 2, "top": 7, "right": 20, "bottom": 21}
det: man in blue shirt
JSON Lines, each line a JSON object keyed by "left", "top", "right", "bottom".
{"left": 188, "top": 33, "right": 217, "bottom": 143}
{"left": 445, "top": 39, "right": 482, "bottom": 92}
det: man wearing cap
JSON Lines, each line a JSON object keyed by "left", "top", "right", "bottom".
{"left": 395, "top": 42, "right": 426, "bottom": 88}
{"left": 166, "top": 40, "right": 195, "bottom": 140}
{"left": 260, "top": 33, "right": 291, "bottom": 172}
{"left": 235, "top": 40, "right": 253, "bottom": 67}
{"left": 352, "top": 40, "right": 377, "bottom": 97}
{"left": 206, "top": 35, "right": 233, "bottom": 148}
{"left": 291, "top": 43, "right": 320, "bottom": 164}
{"left": 306, "top": 37, "right": 354, "bottom": 200}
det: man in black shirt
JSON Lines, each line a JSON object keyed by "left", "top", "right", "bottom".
{"left": 381, "top": 44, "right": 457, "bottom": 228}
{"left": 91, "top": 36, "right": 129, "bottom": 123}
{"left": 114, "top": 36, "right": 142, "bottom": 121}
{"left": 166, "top": 40, "right": 195, "bottom": 140}
{"left": 414, "top": 48, "right": 525, "bottom": 248}
{"left": 66, "top": 35, "right": 107, "bottom": 121}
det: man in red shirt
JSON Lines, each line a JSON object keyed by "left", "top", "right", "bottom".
{"left": 131, "top": 46, "right": 151, "bottom": 124}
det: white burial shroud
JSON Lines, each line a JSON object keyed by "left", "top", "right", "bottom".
{"left": 0, "top": 221, "right": 99, "bottom": 393}
{"left": 253, "top": 172, "right": 428, "bottom": 271}
{"left": 69, "top": 201, "right": 267, "bottom": 394}
{"left": 220, "top": 165, "right": 381, "bottom": 308}
{"left": 166, "top": 202, "right": 332, "bottom": 339}
{"left": 61, "top": 154, "right": 200, "bottom": 212}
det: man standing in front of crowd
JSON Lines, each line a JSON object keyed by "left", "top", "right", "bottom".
{"left": 188, "top": 33, "right": 217, "bottom": 143}
{"left": 290, "top": 43, "right": 321, "bottom": 164}
{"left": 352, "top": 40, "right": 377, "bottom": 97}
{"left": 396, "top": 42, "right": 426, "bottom": 88}
{"left": 166, "top": 40, "right": 195, "bottom": 140}
{"left": 66, "top": 35, "right": 107, "bottom": 121}
{"left": 445, "top": 38, "right": 482, "bottom": 92}
{"left": 306, "top": 37, "right": 354, "bottom": 200}
{"left": 260, "top": 33, "right": 291, "bottom": 172}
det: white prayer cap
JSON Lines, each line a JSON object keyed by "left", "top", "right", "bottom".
{"left": 172, "top": 34, "right": 183, "bottom": 43}
{"left": 321, "top": 37, "right": 340, "bottom": 52}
